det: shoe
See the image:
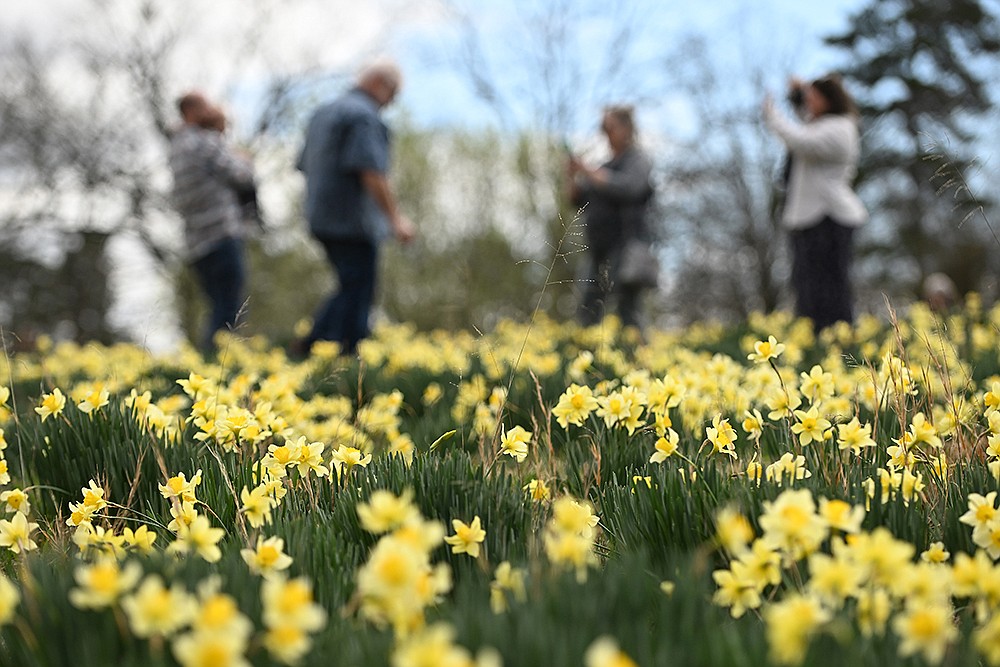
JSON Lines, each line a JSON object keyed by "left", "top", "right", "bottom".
{"left": 286, "top": 337, "right": 311, "bottom": 361}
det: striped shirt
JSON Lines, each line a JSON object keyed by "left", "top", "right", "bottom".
{"left": 169, "top": 125, "right": 255, "bottom": 260}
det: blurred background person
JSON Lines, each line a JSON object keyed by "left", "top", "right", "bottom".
{"left": 764, "top": 74, "right": 867, "bottom": 332}
{"left": 923, "top": 272, "right": 958, "bottom": 313}
{"left": 567, "top": 104, "right": 656, "bottom": 332}
{"left": 169, "top": 91, "right": 257, "bottom": 353}
{"left": 293, "top": 59, "right": 415, "bottom": 357}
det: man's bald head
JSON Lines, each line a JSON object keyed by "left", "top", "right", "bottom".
{"left": 356, "top": 60, "right": 403, "bottom": 108}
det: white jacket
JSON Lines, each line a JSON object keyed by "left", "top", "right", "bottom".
{"left": 766, "top": 110, "right": 868, "bottom": 230}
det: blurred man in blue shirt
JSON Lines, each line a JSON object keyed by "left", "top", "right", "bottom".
{"left": 294, "top": 60, "right": 415, "bottom": 356}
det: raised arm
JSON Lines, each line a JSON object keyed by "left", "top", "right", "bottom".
{"left": 764, "top": 107, "right": 854, "bottom": 162}
{"left": 579, "top": 150, "right": 653, "bottom": 202}
{"left": 205, "top": 135, "right": 255, "bottom": 189}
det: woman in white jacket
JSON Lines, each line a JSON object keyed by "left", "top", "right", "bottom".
{"left": 764, "top": 75, "right": 867, "bottom": 332}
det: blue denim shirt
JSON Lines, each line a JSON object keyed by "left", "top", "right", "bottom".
{"left": 297, "top": 88, "right": 391, "bottom": 243}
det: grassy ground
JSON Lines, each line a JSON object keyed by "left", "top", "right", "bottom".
{"left": 0, "top": 299, "right": 999, "bottom": 666}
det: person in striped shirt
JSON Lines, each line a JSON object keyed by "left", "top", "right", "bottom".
{"left": 169, "top": 91, "right": 257, "bottom": 353}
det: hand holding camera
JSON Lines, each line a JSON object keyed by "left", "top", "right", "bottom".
{"left": 787, "top": 77, "right": 805, "bottom": 108}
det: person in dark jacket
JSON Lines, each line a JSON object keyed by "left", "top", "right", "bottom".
{"left": 567, "top": 105, "right": 655, "bottom": 330}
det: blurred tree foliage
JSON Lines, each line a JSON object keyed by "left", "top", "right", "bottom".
{"left": 827, "top": 0, "right": 1000, "bottom": 298}
{"left": 0, "top": 232, "right": 113, "bottom": 347}
{"left": 657, "top": 35, "right": 791, "bottom": 323}
{"left": 380, "top": 124, "right": 567, "bottom": 331}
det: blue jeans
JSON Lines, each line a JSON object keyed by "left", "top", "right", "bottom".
{"left": 191, "top": 236, "right": 246, "bottom": 352}
{"left": 308, "top": 239, "right": 378, "bottom": 354}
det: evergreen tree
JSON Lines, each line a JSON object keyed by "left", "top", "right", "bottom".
{"left": 826, "top": 0, "right": 1000, "bottom": 296}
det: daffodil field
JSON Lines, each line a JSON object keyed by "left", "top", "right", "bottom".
{"left": 4, "top": 299, "right": 1000, "bottom": 666}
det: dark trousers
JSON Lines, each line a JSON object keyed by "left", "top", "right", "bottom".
{"left": 308, "top": 239, "right": 378, "bottom": 354}
{"left": 578, "top": 247, "right": 641, "bottom": 329}
{"left": 191, "top": 236, "right": 246, "bottom": 352}
{"left": 789, "top": 216, "right": 854, "bottom": 331}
